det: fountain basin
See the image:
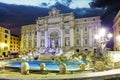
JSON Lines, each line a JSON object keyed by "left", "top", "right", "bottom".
{"left": 6, "top": 60, "right": 86, "bottom": 71}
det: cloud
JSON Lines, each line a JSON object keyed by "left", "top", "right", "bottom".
{"left": 59, "top": 0, "right": 72, "bottom": 7}
{"left": 51, "top": 2, "right": 104, "bottom": 17}
{"left": 0, "top": 2, "right": 49, "bottom": 35}
{"left": 89, "top": 0, "right": 120, "bottom": 28}
{"left": 89, "top": 0, "right": 120, "bottom": 49}
{"left": 73, "top": 8, "right": 104, "bottom": 18}
{"left": 0, "top": 2, "right": 105, "bottom": 35}
{"left": 40, "top": 2, "right": 48, "bottom": 7}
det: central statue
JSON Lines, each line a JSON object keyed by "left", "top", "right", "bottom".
{"left": 52, "top": 39, "right": 56, "bottom": 48}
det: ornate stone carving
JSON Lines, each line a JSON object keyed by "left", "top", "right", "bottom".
{"left": 64, "top": 29, "right": 70, "bottom": 34}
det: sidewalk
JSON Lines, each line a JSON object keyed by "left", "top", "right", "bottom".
{"left": 1, "top": 69, "right": 120, "bottom": 80}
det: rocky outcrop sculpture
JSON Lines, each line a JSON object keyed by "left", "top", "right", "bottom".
{"left": 80, "top": 63, "right": 86, "bottom": 70}
{"left": 59, "top": 63, "right": 67, "bottom": 74}
{"left": 0, "top": 61, "right": 5, "bottom": 73}
{"left": 21, "top": 62, "right": 29, "bottom": 75}
{"left": 40, "top": 63, "right": 46, "bottom": 70}
{"left": 94, "top": 61, "right": 105, "bottom": 71}
{"left": 114, "top": 62, "right": 120, "bottom": 68}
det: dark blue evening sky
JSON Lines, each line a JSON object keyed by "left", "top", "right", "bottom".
{"left": 0, "top": 0, "right": 119, "bottom": 35}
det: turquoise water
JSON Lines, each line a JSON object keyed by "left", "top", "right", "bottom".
{"left": 8, "top": 60, "right": 86, "bottom": 70}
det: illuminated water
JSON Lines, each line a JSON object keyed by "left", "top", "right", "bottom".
{"left": 8, "top": 60, "right": 87, "bottom": 70}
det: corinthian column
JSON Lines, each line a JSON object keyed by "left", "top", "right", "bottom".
{"left": 37, "top": 30, "right": 41, "bottom": 48}
{"left": 70, "top": 27, "right": 74, "bottom": 47}
{"left": 45, "top": 29, "right": 48, "bottom": 48}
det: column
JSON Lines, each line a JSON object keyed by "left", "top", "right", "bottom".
{"left": 48, "top": 37, "right": 50, "bottom": 48}
{"left": 61, "top": 30, "right": 64, "bottom": 47}
{"left": 81, "top": 28, "right": 83, "bottom": 47}
{"left": 37, "top": 30, "right": 41, "bottom": 48}
{"left": 70, "top": 27, "right": 74, "bottom": 47}
{"left": 89, "top": 28, "right": 92, "bottom": 47}
{"left": 45, "top": 30, "right": 48, "bottom": 48}
{"left": 58, "top": 37, "right": 61, "bottom": 48}
{"left": 26, "top": 32, "right": 29, "bottom": 49}
{"left": 32, "top": 31, "right": 34, "bottom": 48}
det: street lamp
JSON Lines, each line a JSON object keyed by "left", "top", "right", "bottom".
{"left": 0, "top": 43, "right": 7, "bottom": 47}
{"left": 95, "top": 28, "right": 112, "bottom": 53}
{"left": 0, "top": 43, "right": 7, "bottom": 56}
{"left": 99, "top": 28, "right": 105, "bottom": 37}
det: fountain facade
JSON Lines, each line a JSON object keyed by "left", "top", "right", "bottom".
{"left": 21, "top": 7, "right": 102, "bottom": 55}
{"left": 36, "top": 8, "right": 74, "bottom": 55}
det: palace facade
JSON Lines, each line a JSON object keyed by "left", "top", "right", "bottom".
{"left": 21, "top": 24, "right": 37, "bottom": 53}
{"left": 21, "top": 8, "right": 102, "bottom": 54}
{"left": 10, "top": 34, "right": 21, "bottom": 54}
{"left": 113, "top": 10, "right": 120, "bottom": 50}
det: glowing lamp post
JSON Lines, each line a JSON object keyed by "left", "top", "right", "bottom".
{"left": 0, "top": 43, "right": 7, "bottom": 55}
{"left": 95, "top": 28, "right": 112, "bottom": 53}
{"left": 0, "top": 43, "right": 7, "bottom": 47}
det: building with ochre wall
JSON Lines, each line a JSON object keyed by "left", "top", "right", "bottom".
{"left": 0, "top": 26, "right": 10, "bottom": 56}
{"left": 10, "top": 34, "right": 21, "bottom": 54}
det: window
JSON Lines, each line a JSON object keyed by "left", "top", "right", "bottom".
{"left": 76, "top": 39, "right": 79, "bottom": 45}
{"left": 85, "top": 49, "right": 88, "bottom": 51}
{"left": 65, "top": 37, "right": 70, "bottom": 46}
{"left": 34, "top": 41, "right": 36, "bottom": 47}
{"left": 85, "top": 27, "right": 87, "bottom": 31}
{"left": 76, "top": 27, "right": 79, "bottom": 32}
{"left": 5, "top": 35, "right": 7, "bottom": 38}
{"left": 41, "top": 40, "right": 44, "bottom": 47}
{"left": 5, "top": 40, "right": 7, "bottom": 43}
{"left": 64, "top": 21, "right": 69, "bottom": 23}
{"left": 30, "top": 32, "right": 31, "bottom": 36}
{"left": 85, "top": 39, "right": 87, "bottom": 44}
{"left": 76, "top": 49, "right": 79, "bottom": 52}
{"left": 5, "top": 30, "right": 9, "bottom": 33}
{"left": 94, "top": 49, "right": 97, "bottom": 53}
